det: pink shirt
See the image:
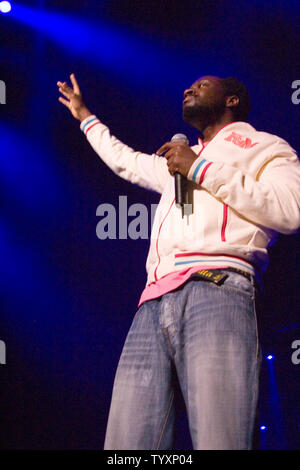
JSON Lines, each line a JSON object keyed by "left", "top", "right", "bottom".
{"left": 138, "top": 264, "right": 233, "bottom": 306}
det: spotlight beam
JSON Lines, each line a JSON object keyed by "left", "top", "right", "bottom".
{"left": 7, "top": 4, "right": 195, "bottom": 88}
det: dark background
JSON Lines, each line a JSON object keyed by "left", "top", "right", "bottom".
{"left": 1, "top": 0, "right": 300, "bottom": 449}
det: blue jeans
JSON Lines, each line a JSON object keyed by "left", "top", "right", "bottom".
{"left": 104, "top": 270, "right": 262, "bottom": 450}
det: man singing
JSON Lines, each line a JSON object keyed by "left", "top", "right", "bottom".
{"left": 58, "top": 73, "right": 300, "bottom": 449}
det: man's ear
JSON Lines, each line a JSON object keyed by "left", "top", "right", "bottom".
{"left": 226, "top": 95, "right": 239, "bottom": 110}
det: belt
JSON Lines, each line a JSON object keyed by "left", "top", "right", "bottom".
{"left": 189, "top": 266, "right": 259, "bottom": 290}
{"left": 222, "top": 267, "right": 252, "bottom": 282}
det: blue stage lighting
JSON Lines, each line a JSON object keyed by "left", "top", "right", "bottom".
{"left": 8, "top": 4, "right": 216, "bottom": 92}
{"left": 0, "top": 1, "right": 11, "bottom": 13}
{"left": 267, "top": 355, "right": 274, "bottom": 360}
{"left": 260, "top": 425, "right": 267, "bottom": 430}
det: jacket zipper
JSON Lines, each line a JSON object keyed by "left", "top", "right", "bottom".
{"left": 154, "top": 125, "right": 233, "bottom": 280}
{"left": 154, "top": 198, "right": 175, "bottom": 281}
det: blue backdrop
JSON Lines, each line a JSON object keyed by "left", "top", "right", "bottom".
{"left": 1, "top": 0, "right": 300, "bottom": 449}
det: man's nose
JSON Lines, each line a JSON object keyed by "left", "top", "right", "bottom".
{"left": 184, "top": 88, "right": 195, "bottom": 98}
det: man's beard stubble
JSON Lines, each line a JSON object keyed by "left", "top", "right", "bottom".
{"left": 182, "top": 102, "right": 226, "bottom": 129}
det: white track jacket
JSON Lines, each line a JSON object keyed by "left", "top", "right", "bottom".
{"left": 80, "top": 116, "right": 300, "bottom": 284}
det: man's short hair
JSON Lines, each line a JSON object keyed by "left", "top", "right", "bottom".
{"left": 220, "top": 77, "right": 251, "bottom": 122}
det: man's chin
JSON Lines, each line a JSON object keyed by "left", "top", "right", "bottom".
{"left": 182, "top": 106, "right": 201, "bottom": 127}
{"left": 183, "top": 103, "right": 226, "bottom": 129}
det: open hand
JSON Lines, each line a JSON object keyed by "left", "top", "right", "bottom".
{"left": 57, "top": 74, "right": 92, "bottom": 122}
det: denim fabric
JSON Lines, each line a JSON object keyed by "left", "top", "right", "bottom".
{"left": 104, "top": 270, "right": 262, "bottom": 450}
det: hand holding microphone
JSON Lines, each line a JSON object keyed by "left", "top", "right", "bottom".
{"left": 157, "top": 134, "right": 198, "bottom": 216}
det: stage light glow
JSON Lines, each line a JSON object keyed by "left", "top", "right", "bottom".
{"left": 260, "top": 426, "right": 267, "bottom": 430}
{"left": 267, "top": 355, "right": 274, "bottom": 360}
{"left": 0, "top": 1, "right": 11, "bottom": 13}
{"left": 7, "top": 4, "right": 217, "bottom": 92}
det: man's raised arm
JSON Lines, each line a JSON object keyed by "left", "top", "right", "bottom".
{"left": 57, "top": 74, "right": 169, "bottom": 193}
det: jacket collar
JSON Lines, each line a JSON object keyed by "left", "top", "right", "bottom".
{"left": 197, "top": 121, "right": 256, "bottom": 146}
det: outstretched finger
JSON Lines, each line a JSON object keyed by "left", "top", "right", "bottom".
{"left": 58, "top": 96, "right": 70, "bottom": 108}
{"left": 70, "top": 73, "right": 81, "bottom": 94}
{"left": 156, "top": 142, "right": 173, "bottom": 155}
{"left": 58, "top": 84, "right": 73, "bottom": 99}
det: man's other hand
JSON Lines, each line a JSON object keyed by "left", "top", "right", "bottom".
{"left": 157, "top": 141, "right": 199, "bottom": 177}
{"left": 57, "top": 74, "right": 92, "bottom": 122}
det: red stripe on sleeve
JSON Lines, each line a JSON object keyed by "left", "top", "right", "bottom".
{"left": 199, "top": 162, "right": 213, "bottom": 185}
{"left": 85, "top": 121, "right": 101, "bottom": 135}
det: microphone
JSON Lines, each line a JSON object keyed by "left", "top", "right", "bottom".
{"left": 171, "top": 133, "right": 189, "bottom": 216}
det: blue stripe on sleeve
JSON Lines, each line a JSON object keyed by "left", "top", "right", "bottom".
{"left": 192, "top": 159, "right": 206, "bottom": 182}
{"left": 82, "top": 117, "right": 98, "bottom": 134}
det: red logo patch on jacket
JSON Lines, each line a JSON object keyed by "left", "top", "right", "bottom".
{"left": 225, "top": 131, "right": 259, "bottom": 149}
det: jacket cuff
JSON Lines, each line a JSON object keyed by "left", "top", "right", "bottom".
{"left": 187, "top": 156, "right": 213, "bottom": 185}
{"left": 80, "top": 115, "right": 101, "bottom": 136}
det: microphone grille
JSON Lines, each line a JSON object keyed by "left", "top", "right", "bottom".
{"left": 171, "top": 133, "right": 189, "bottom": 144}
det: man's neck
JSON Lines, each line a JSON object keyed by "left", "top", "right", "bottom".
{"left": 202, "top": 116, "right": 235, "bottom": 142}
